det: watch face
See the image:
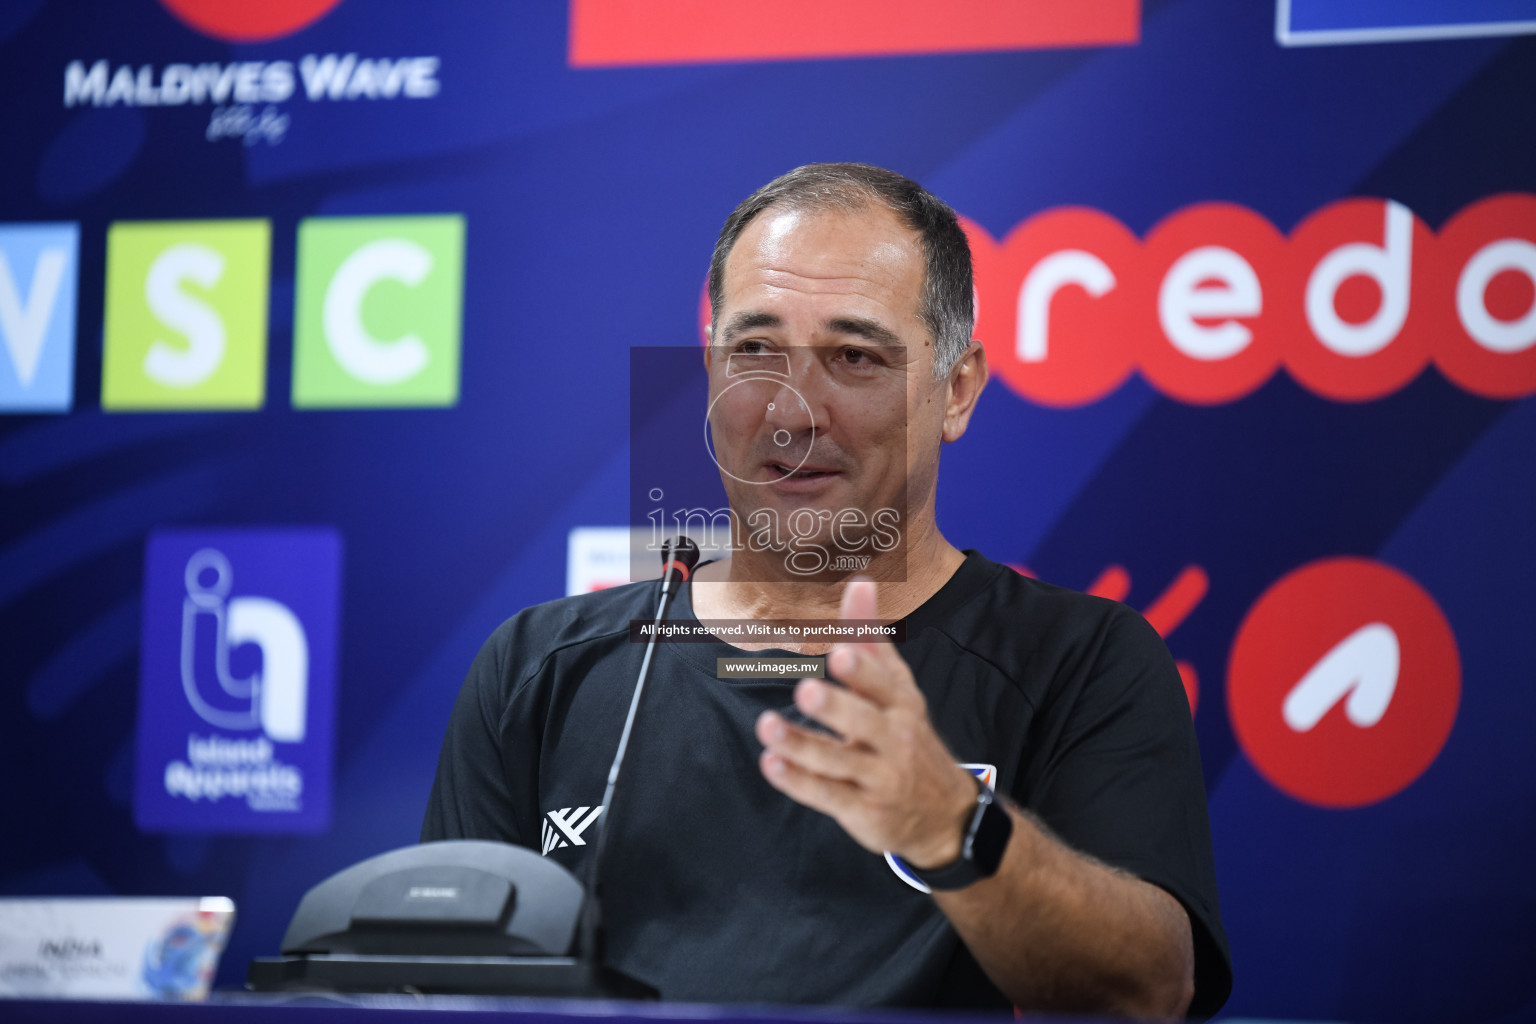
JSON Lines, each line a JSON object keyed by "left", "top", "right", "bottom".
{"left": 914, "top": 785, "right": 1015, "bottom": 892}
{"left": 969, "top": 792, "right": 1013, "bottom": 877}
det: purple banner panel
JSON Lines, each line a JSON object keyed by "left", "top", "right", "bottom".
{"left": 133, "top": 528, "right": 343, "bottom": 834}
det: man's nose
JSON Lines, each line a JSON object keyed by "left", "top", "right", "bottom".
{"left": 762, "top": 378, "right": 817, "bottom": 435}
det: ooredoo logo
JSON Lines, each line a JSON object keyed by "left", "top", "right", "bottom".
{"left": 1227, "top": 557, "right": 1460, "bottom": 808}
{"left": 965, "top": 193, "right": 1536, "bottom": 405}
{"left": 159, "top": 0, "right": 344, "bottom": 42}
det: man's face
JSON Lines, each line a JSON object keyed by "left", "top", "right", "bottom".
{"left": 706, "top": 204, "right": 947, "bottom": 571}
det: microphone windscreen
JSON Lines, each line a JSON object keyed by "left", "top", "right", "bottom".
{"left": 668, "top": 536, "right": 701, "bottom": 571}
{"left": 660, "top": 537, "right": 700, "bottom": 582}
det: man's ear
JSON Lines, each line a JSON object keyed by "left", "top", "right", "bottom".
{"left": 703, "top": 324, "right": 714, "bottom": 371}
{"left": 942, "top": 342, "right": 988, "bottom": 443}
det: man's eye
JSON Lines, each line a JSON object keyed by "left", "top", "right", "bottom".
{"left": 841, "top": 347, "right": 881, "bottom": 366}
{"left": 736, "top": 340, "right": 767, "bottom": 354}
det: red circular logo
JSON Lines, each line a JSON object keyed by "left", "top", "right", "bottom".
{"left": 159, "top": 0, "right": 344, "bottom": 42}
{"left": 1227, "top": 557, "right": 1459, "bottom": 808}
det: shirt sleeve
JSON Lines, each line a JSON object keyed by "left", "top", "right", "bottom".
{"left": 420, "top": 627, "right": 525, "bottom": 846}
{"left": 1024, "top": 603, "right": 1233, "bottom": 1018}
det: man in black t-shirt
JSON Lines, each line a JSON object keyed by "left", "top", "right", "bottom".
{"left": 424, "top": 164, "right": 1232, "bottom": 1016}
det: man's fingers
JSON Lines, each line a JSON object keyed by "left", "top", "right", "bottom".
{"left": 840, "top": 576, "right": 879, "bottom": 629}
{"left": 794, "top": 678, "right": 885, "bottom": 747}
{"left": 830, "top": 578, "right": 921, "bottom": 710}
{"left": 827, "top": 640, "right": 917, "bottom": 710}
{"left": 760, "top": 749, "right": 860, "bottom": 818}
{"left": 756, "top": 710, "right": 874, "bottom": 782}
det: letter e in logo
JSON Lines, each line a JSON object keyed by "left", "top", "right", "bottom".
{"left": 0, "top": 223, "right": 79, "bottom": 413}
{"left": 134, "top": 528, "right": 342, "bottom": 833}
{"left": 291, "top": 215, "right": 464, "bottom": 408}
{"left": 102, "top": 220, "right": 271, "bottom": 410}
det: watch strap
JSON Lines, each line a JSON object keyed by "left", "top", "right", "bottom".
{"left": 907, "top": 775, "right": 1013, "bottom": 892}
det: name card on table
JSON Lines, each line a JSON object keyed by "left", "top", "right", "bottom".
{"left": 0, "top": 897, "right": 235, "bottom": 1001}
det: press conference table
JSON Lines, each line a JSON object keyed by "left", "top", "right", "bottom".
{"left": 3, "top": 993, "right": 1034, "bottom": 1024}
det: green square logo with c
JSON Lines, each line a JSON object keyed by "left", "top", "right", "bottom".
{"left": 102, "top": 220, "right": 271, "bottom": 410}
{"left": 292, "top": 215, "right": 465, "bottom": 408}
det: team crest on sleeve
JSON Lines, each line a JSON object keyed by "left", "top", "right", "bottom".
{"left": 884, "top": 764, "right": 996, "bottom": 893}
{"left": 541, "top": 806, "right": 603, "bottom": 855}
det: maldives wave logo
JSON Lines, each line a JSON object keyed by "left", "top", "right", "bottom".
{"left": 159, "top": 0, "right": 345, "bottom": 42}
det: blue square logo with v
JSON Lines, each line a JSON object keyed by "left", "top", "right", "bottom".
{"left": 0, "top": 223, "right": 79, "bottom": 413}
{"left": 133, "top": 528, "right": 343, "bottom": 834}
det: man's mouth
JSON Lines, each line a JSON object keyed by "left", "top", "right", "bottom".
{"left": 768, "top": 461, "right": 838, "bottom": 480}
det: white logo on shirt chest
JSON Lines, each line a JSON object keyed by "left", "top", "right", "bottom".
{"left": 541, "top": 806, "right": 603, "bottom": 855}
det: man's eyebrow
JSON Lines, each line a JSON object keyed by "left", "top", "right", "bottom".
{"left": 716, "top": 311, "right": 902, "bottom": 348}
{"left": 718, "top": 311, "right": 781, "bottom": 344}
{"left": 826, "top": 317, "right": 901, "bottom": 347}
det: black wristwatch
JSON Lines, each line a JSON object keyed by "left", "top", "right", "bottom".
{"left": 908, "top": 775, "right": 1014, "bottom": 892}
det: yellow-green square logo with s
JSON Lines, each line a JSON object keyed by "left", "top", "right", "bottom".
{"left": 102, "top": 220, "right": 270, "bottom": 410}
{"left": 293, "top": 216, "right": 465, "bottom": 408}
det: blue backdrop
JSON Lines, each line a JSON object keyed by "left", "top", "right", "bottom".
{"left": 2, "top": 1, "right": 1534, "bottom": 1020}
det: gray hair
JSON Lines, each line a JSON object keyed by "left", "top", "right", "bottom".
{"left": 707, "top": 163, "right": 974, "bottom": 379}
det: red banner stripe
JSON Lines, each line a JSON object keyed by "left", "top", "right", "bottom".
{"left": 569, "top": 0, "right": 1140, "bottom": 67}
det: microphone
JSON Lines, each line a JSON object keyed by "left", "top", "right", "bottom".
{"left": 579, "top": 536, "right": 700, "bottom": 969}
{"left": 247, "top": 541, "right": 702, "bottom": 999}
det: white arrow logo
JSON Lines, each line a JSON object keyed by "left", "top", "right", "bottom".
{"left": 540, "top": 806, "right": 603, "bottom": 855}
{"left": 1283, "top": 622, "right": 1399, "bottom": 732}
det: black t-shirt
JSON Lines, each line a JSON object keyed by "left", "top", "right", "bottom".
{"left": 422, "top": 551, "right": 1232, "bottom": 1014}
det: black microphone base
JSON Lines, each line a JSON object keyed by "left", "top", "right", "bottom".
{"left": 247, "top": 954, "right": 658, "bottom": 999}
